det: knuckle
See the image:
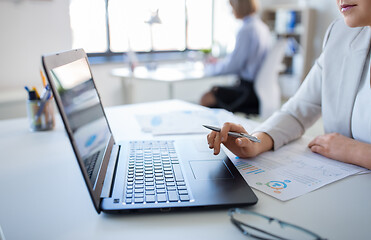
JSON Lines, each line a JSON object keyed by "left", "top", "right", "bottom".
{"left": 328, "top": 132, "right": 338, "bottom": 139}
{"left": 215, "top": 133, "right": 221, "bottom": 142}
{"left": 208, "top": 132, "right": 215, "bottom": 139}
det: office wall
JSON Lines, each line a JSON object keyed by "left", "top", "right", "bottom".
{"left": 0, "top": 0, "right": 72, "bottom": 89}
{"left": 0, "top": 0, "right": 72, "bottom": 119}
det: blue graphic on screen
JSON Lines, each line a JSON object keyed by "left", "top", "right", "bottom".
{"left": 50, "top": 58, "right": 111, "bottom": 186}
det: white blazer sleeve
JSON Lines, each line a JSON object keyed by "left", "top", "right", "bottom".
{"left": 252, "top": 21, "right": 337, "bottom": 150}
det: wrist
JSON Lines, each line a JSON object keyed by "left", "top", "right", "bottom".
{"left": 252, "top": 132, "right": 274, "bottom": 155}
{"left": 351, "top": 140, "right": 371, "bottom": 169}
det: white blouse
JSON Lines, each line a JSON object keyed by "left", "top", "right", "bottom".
{"left": 351, "top": 50, "right": 371, "bottom": 144}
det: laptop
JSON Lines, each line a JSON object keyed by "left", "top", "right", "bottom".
{"left": 42, "top": 49, "right": 258, "bottom": 213}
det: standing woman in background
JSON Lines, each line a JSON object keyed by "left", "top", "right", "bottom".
{"left": 200, "top": 0, "right": 271, "bottom": 115}
{"left": 206, "top": 0, "right": 371, "bottom": 170}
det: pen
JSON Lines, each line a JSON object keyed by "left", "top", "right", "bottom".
{"left": 25, "top": 86, "right": 37, "bottom": 100}
{"left": 32, "top": 86, "right": 40, "bottom": 99}
{"left": 34, "top": 84, "right": 51, "bottom": 121}
{"left": 202, "top": 124, "right": 261, "bottom": 143}
{"left": 40, "top": 69, "right": 47, "bottom": 87}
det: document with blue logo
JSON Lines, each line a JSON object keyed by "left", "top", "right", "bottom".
{"left": 225, "top": 136, "right": 370, "bottom": 201}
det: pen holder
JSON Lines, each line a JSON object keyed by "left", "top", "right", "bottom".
{"left": 26, "top": 98, "right": 55, "bottom": 131}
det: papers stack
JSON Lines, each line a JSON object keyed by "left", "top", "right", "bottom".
{"left": 135, "top": 108, "right": 237, "bottom": 135}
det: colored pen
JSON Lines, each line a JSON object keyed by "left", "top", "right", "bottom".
{"left": 40, "top": 69, "right": 47, "bottom": 87}
{"left": 32, "top": 86, "right": 40, "bottom": 99}
{"left": 202, "top": 124, "right": 261, "bottom": 143}
{"left": 25, "top": 86, "right": 38, "bottom": 100}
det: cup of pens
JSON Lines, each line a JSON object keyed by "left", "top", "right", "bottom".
{"left": 25, "top": 84, "right": 55, "bottom": 131}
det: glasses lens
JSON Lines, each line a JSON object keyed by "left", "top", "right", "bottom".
{"left": 231, "top": 210, "right": 321, "bottom": 240}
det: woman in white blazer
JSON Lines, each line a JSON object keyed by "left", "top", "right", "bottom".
{"left": 207, "top": 0, "right": 371, "bottom": 169}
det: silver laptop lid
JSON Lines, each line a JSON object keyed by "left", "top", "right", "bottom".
{"left": 42, "top": 49, "right": 115, "bottom": 212}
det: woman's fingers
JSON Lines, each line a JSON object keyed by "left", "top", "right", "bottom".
{"left": 220, "top": 122, "right": 248, "bottom": 142}
{"left": 213, "top": 133, "right": 222, "bottom": 155}
{"left": 309, "top": 145, "right": 326, "bottom": 155}
{"left": 219, "top": 122, "right": 233, "bottom": 143}
{"left": 207, "top": 122, "right": 251, "bottom": 156}
{"left": 235, "top": 138, "right": 249, "bottom": 147}
{"left": 308, "top": 136, "right": 323, "bottom": 148}
{"left": 207, "top": 131, "right": 216, "bottom": 148}
{"left": 207, "top": 130, "right": 222, "bottom": 155}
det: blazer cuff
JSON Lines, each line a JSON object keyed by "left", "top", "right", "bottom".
{"left": 252, "top": 111, "right": 304, "bottom": 150}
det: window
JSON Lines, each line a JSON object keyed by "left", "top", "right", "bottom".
{"left": 69, "top": 0, "right": 239, "bottom": 58}
{"left": 70, "top": 0, "right": 108, "bottom": 53}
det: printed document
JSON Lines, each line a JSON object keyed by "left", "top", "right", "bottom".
{"left": 135, "top": 108, "right": 238, "bottom": 135}
{"left": 225, "top": 136, "right": 370, "bottom": 201}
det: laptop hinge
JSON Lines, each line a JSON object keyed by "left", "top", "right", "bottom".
{"left": 100, "top": 145, "right": 120, "bottom": 198}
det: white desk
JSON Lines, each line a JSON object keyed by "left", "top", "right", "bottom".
{"left": 0, "top": 100, "right": 370, "bottom": 240}
{"left": 111, "top": 62, "right": 236, "bottom": 103}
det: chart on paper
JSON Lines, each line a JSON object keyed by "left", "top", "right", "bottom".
{"left": 227, "top": 137, "right": 370, "bottom": 201}
{"left": 234, "top": 160, "right": 265, "bottom": 175}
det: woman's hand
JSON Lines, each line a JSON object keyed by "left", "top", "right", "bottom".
{"left": 206, "top": 122, "right": 274, "bottom": 158}
{"left": 308, "top": 133, "right": 371, "bottom": 169}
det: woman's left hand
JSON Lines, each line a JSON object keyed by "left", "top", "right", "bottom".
{"left": 308, "top": 133, "right": 371, "bottom": 169}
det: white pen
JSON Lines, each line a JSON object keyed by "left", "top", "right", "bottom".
{"left": 203, "top": 124, "right": 261, "bottom": 143}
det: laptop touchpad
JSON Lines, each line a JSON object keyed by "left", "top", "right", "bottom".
{"left": 189, "top": 160, "right": 234, "bottom": 180}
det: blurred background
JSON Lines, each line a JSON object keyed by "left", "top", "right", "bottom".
{"left": 0, "top": 0, "right": 340, "bottom": 120}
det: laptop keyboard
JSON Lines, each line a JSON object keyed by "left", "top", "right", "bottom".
{"left": 84, "top": 151, "right": 100, "bottom": 178}
{"left": 124, "top": 140, "right": 190, "bottom": 204}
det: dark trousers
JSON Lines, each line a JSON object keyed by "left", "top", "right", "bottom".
{"left": 211, "top": 79, "right": 259, "bottom": 115}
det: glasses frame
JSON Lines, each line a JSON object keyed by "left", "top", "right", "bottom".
{"left": 228, "top": 208, "right": 327, "bottom": 240}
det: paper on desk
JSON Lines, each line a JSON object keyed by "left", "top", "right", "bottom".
{"left": 135, "top": 108, "right": 238, "bottom": 135}
{"left": 225, "top": 136, "right": 370, "bottom": 201}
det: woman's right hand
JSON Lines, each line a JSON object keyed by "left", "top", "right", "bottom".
{"left": 206, "top": 122, "right": 274, "bottom": 158}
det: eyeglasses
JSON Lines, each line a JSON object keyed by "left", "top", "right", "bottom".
{"left": 229, "top": 208, "right": 327, "bottom": 240}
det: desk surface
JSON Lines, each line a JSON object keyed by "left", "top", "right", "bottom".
{"left": 111, "top": 62, "right": 207, "bottom": 82}
{"left": 0, "top": 100, "right": 370, "bottom": 240}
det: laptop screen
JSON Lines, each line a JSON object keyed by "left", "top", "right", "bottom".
{"left": 49, "top": 58, "right": 111, "bottom": 186}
